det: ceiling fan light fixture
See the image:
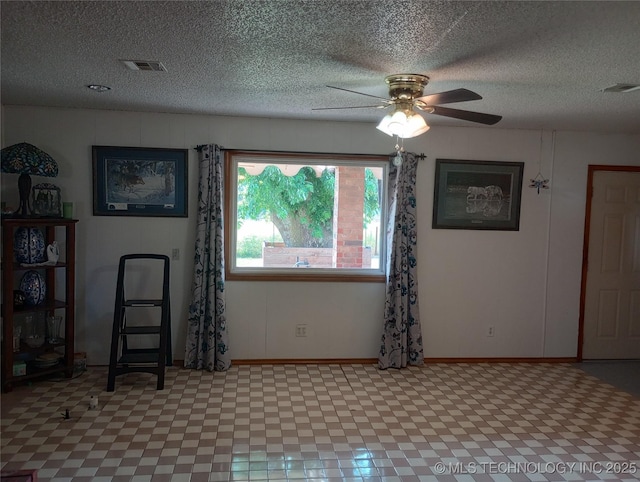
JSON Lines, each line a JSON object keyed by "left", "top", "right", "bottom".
{"left": 377, "top": 109, "right": 429, "bottom": 138}
{"left": 387, "top": 110, "right": 409, "bottom": 135}
{"left": 402, "top": 113, "right": 430, "bottom": 138}
{"left": 376, "top": 114, "right": 394, "bottom": 136}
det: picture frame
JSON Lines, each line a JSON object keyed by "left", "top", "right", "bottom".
{"left": 92, "top": 146, "right": 188, "bottom": 217}
{"left": 432, "top": 159, "right": 524, "bottom": 231}
{"left": 32, "top": 182, "right": 62, "bottom": 217}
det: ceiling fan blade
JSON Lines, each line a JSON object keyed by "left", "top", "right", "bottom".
{"left": 416, "top": 88, "right": 482, "bottom": 106}
{"left": 312, "top": 105, "right": 387, "bottom": 111}
{"left": 326, "top": 85, "right": 391, "bottom": 102}
{"left": 431, "top": 105, "right": 502, "bottom": 125}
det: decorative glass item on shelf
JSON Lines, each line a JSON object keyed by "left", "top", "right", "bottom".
{"left": 13, "top": 325, "right": 22, "bottom": 352}
{"left": 18, "top": 270, "right": 46, "bottom": 306}
{"left": 13, "top": 290, "right": 26, "bottom": 307}
{"left": 32, "top": 183, "right": 62, "bottom": 217}
{"left": 22, "top": 314, "right": 44, "bottom": 348}
{"left": 34, "top": 352, "right": 62, "bottom": 369}
{"left": 62, "top": 201, "right": 74, "bottom": 219}
{"left": 47, "top": 315, "right": 63, "bottom": 344}
{"left": 14, "top": 227, "right": 46, "bottom": 264}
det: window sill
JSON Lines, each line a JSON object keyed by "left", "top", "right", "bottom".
{"left": 225, "top": 270, "right": 385, "bottom": 283}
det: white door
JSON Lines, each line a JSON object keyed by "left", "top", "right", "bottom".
{"left": 582, "top": 170, "right": 640, "bottom": 359}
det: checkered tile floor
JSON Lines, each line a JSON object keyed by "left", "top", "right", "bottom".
{"left": 1, "top": 363, "right": 639, "bottom": 481}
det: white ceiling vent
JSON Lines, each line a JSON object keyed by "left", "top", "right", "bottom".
{"left": 601, "top": 83, "right": 640, "bottom": 93}
{"left": 121, "top": 60, "right": 167, "bottom": 72}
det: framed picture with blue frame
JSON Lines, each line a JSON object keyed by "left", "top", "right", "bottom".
{"left": 92, "top": 146, "right": 188, "bottom": 217}
{"left": 432, "top": 159, "right": 524, "bottom": 230}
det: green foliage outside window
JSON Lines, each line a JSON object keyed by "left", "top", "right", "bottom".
{"left": 237, "top": 165, "right": 380, "bottom": 248}
{"left": 236, "top": 235, "right": 265, "bottom": 259}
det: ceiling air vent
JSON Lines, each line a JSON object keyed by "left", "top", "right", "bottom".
{"left": 121, "top": 60, "right": 167, "bottom": 72}
{"left": 601, "top": 83, "right": 640, "bottom": 93}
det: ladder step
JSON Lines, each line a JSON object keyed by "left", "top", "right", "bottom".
{"left": 124, "top": 299, "right": 163, "bottom": 307}
{"left": 122, "top": 326, "right": 162, "bottom": 335}
{"left": 118, "top": 351, "right": 163, "bottom": 364}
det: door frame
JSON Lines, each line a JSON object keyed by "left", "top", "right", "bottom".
{"left": 577, "top": 164, "right": 640, "bottom": 361}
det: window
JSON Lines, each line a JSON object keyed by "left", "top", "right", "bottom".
{"left": 225, "top": 150, "right": 388, "bottom": 281}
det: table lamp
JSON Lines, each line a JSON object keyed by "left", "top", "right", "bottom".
{"left": 1, "top": 142, "right": 59, "bottom": 217}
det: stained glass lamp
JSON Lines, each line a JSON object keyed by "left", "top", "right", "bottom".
{"left": 1, "top": 142, "right": 59, "bottom": 217}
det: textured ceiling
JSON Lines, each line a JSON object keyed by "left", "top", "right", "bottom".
{"left": 2, "top": 1, "right": 639, "bottom": 133}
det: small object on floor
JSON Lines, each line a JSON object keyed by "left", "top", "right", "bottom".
{"left": 89, "top": 396, "right": 98, "bottom": 410}
{"left": 62, "top": 409, "right": 70, "bottom": 420}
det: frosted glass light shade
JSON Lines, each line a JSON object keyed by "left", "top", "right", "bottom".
{"left": 403, "top": 113, "right": 430, "bottom": 138}
{"left": 376, "top": 114, "right": 394, "bottom": 136}
{"left": 376, "top": 111, "right": 429, "bottom": 138}
{"left": 388, "top": 110, "right": 409, "bottom": 136}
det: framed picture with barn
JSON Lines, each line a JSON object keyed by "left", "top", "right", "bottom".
{"left": 92, "top": 146, "right": 188, "bottom": 217}
{"left": 432, "top": 159, "right": 524, "bottom": 230}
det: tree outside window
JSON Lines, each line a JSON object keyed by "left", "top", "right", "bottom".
{"left": 226, "top": 151, "right": 387, "bottom": 281}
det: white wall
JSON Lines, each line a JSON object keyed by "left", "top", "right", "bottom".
{"left": 2, "top": 105, "right": 639, "bottom": 364}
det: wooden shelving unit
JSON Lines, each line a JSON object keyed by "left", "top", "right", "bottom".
{"left": 1, "top": 218, "right": 77, "bottom": 392}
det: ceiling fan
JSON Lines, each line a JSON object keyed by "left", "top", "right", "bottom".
{"left": 313, "top": 74, "right": 502, "bottom": 138}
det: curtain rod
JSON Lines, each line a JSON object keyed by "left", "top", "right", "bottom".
{"left": 194, "top": 145, "right": 426, "bottom": 159}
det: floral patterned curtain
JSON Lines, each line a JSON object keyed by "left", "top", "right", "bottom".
{"left": 184, "top": 144, "right": 231, "bottom": 371}
{"left": 378, "top": 152, "right": 424, "bottom": 369}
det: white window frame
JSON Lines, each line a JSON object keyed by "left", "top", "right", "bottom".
{"left": 224, "top": 150, "right": 388, "bottom": 282}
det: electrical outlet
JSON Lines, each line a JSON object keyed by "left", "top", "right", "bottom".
{"left": 487, "top": 326, "right": 495, "bottom": 337}
{"left": 295, "top": 324, "right": 308, "bottom": 337}
{"left": 171, "top": 248, "right": 180, "bottom": 261}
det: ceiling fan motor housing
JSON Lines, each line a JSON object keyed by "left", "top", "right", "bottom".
{"left": 385, "top": 74, "right": 430, "bottom": 101}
